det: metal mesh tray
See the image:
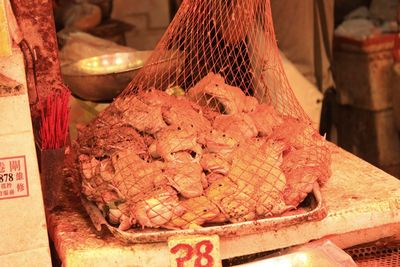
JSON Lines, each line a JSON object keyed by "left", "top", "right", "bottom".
{"left": 346, "top": 241, "right": 400, "bottom": 267}
{"left": 81, "top": 184, "right": 327, "bottom": 244}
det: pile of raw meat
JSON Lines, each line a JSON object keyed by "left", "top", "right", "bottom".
{"left": 77, "top": 72, "right": 331, "bottom": 231}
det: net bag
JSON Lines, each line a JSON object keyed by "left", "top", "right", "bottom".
{"left": 76, "top": 0, "right": 331, "bottom": 231}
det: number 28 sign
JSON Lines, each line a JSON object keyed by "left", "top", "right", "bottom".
{"left": 168, "top": 235, "right": 222, "bottom": 267}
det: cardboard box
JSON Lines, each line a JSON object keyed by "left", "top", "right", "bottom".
{"left": 333, "top": 35, "right": 397, "bottom": 111}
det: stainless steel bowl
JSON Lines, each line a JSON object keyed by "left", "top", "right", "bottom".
{"left": 61, "top": 51, "right": 152, "bottom": 102}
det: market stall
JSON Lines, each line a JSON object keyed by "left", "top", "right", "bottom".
{"left": 1, "top": 0, "right": 400, "bottom": 266}
{"left": 48, "top": 146, "right": 400, "bottom": 266}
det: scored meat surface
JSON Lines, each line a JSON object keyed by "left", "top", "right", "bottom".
{"left": 281, "top": 144, "right": 331, "bottom": 206}
{"left": 77, "top": 73, "right": 331, "bottom": 230}
{"left": 187, "top": 72, "right": 258, "bottom": 114}
{"left": 213, "top": 113, "right": 258, "bottom": 142}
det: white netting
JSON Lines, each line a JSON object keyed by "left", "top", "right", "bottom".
{"left": 76, "top": 0, "right": 331, "bottom": 230}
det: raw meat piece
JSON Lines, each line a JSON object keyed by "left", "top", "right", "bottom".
{"left": 200, "top": 152, "right": 230, "bottom": 175}
{"left": 149, "top": 124, "right": 203, "bottom": 161}
{"left": 282, "top": 145, "right": 331, "bottom": 206}
{"left": 114, "top": 96, "right": 167, "bottom": 135}
{"left": 269, "top": 117, "right": 321, "bottom": 149}
{"left": 164, "top": 196, "right": 224, "bottom": 229}
{"left": 202, "top": 129, "right": 239, "bottom": 159}
{"left": 134, "top": 186, "right": 185, "bottom": 228}
{"left": 165, "top": 162, "right": 205, "bottom": 198}
{"left": 213, "top": 113, "right": 258, "bottom": 142}
{"left": 249, "top": 104, "right": 284, "bottom": 137}
{"left": 188, "top": 72, "right": 258, "bottom": 114}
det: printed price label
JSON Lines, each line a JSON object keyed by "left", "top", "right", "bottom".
{"left": 168, "top": 235, "right": 222, "bottom": 267}
{"left": 0, "top": 156, "right": 29, "bottom": 200}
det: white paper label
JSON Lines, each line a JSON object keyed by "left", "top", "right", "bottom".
{"left": 0, "top": 155, "right": 29, "bottom": 200}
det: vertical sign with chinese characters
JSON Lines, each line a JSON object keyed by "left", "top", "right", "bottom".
{"left": 0, "top": 155, "right": 29, "bottom": 200}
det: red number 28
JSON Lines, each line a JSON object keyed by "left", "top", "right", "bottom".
{"left": 194, "top": 240, "right": 214, "bottom": 267}
{"left": 170, "top": 243, "right": 194, "bottom": 267}
{"left": 170, "top": 240, "right": 214, "bottom": 267}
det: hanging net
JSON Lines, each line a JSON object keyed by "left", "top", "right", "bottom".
{"left": 76, "top": 0, "right": 331, "bottom": 231}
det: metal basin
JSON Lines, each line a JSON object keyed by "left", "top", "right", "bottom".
{"left": 61, "top": 51, "right": 152, "bottom": 102}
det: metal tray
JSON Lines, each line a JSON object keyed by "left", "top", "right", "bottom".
{"left": 81, "top": 184, "right": 327, "bottom": 244}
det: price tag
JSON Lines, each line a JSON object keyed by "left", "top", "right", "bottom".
{"left": 0, "top": 156, "right": 29, "bottom": 200}
{"left": 168, "top": 235, "right": 222, "bottom": 267}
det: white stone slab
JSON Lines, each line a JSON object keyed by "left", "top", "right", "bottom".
{"left": 1, "top": 246, "right": 51, "bottom": 267}
{"left": 0, "top": 48, "right": 51, "bottom": 266}
{"left": 0, "top": 94, "right": 32, "bottom": 136}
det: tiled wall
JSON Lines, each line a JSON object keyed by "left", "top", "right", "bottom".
{"left": 112, "top": 0, "right": 171, "bottom": 50}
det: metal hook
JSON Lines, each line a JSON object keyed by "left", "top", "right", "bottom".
{"left": 19, "top": 39, "right": 40, "bottom": 106}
